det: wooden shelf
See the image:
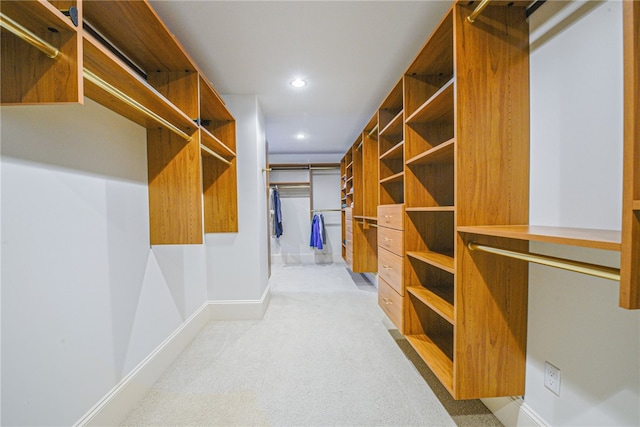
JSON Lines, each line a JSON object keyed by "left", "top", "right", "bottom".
{"left": 405, "top": 206, "right": 454, "bottom": 212}
{"left": 407, "top": 286, "right": 454, "bottom": 324}
{"left": 199, "top": 75, "right": 236, "bottom": 153}
{"left": 406, "top": 139, "right": 455, "bottom": 166}
{"left": 405, "top": 78, "right": 454, "bottom": 125}
{"left": 83, "top": 0, "right": 195, "bottom": 73}
{"left": 405, "top": 334, "right": 454, "bottom": 395}
{"left": 83, "top": 34, "right": 197, "bottom": 137}
{"left": 380, "top": 171, "right": 405, "bottom": 185}
{"left": 633, "top": 200, "right": 640, "bottom": 211}
{"left": 200, "top": 127, "right": 235, "bottom": 160}
{"left": 457, "top": 225, "right": 622, "bottom": 252}
{"left": 380, "top": 141, "right": 404, "bottom": 161}
{"left": 379, "top": 110, "right": 404, "bottom": 137}
{"left": 407, "top": 250, "right": 455, "bottom": 274}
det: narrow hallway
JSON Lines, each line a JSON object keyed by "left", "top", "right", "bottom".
{"left": 121, "top": 263, "right": 501, "bottom": 426}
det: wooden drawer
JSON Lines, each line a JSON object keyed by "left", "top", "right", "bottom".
{"left": 378, "top": 247, "right": 403, "bottom": 295}
{"left": 378, "top": 226, "right": 404, "bottom": 256}
{"left": 345, "top": 208, "right": 353, "bottom": 222}
{"left": 378, "top": 277, "right": 403, "bottom": 332}
{"left": 378, "top": 204, "right": 404, "bottom": 230}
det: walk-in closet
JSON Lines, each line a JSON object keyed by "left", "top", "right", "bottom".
{"left": 1, "top": 0, "right": 638, "bottom": 426}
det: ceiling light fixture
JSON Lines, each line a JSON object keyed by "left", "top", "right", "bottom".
{"left": 290, "top": 78, "right": 307, "bottom": 88}
{"left": 295, "top": 133, "right": 306, "bottom": 140}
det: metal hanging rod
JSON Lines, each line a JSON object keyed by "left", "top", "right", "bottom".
{"left": 84, "top": 69, "right": 192, "bottom": 142}
{"left": 200, "top": 144, "right": 232, "bottom": 165}
{"left": 0, "top": 12, "right": 60, "bottom": 58}
{"left": 311, "top": 209, "right": 342, "bottom": 212}
{"left": 368, "top": 124, "right": 379, "bottom": 138}
{"left": 468, "top": 242, "right": 621, "bottom": 282}
{"left": 467, "top": 0, "right": 491, "bottom": 23}
{"left": 269, "top": 165, "right": 340, "bottom": 171}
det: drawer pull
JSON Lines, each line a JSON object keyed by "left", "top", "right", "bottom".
{"left": 384, "top": 237, "right": 393, "bottom": 242}
{"left": 382, "top": 297, "right": 393, "bottom": 305}
{"left": 383, "top": 264, "right": 392, "bottom": 270}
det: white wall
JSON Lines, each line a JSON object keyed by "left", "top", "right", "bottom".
{"left": 205, "top": 95, "right": 269, "bottom": 304}
{"left": 1, "top": 100, "right": 208, "bottom": 425}
{"left": 485, "top": 2, "right": 640, "bottom": 426}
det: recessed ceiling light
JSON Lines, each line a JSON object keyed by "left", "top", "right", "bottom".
{"left": 290, "top": 78, "right": 307, "bottom": 88}
{"left": 295, "top": 133, "right": 306, "bottom": 140}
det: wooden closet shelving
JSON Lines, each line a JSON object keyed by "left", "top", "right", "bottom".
{"left": 2, "top": 0, "right": 239, "bottom": 245}
{"left": 341, "top": 114, "right": 378, "bottom": 273}
{"left": 401, "top": 1, "right": 531, "bottom": 399}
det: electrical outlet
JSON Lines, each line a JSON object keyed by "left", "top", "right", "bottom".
{"left": 544, "top": 361, "right": 561, "bottom": 396}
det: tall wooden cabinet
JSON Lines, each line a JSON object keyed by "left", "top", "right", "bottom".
{"left": 341, "top": 115, "right": 378, "bottom": 272}
{"left": 402, "top": 3, "right": 530, "bottom": 399}
{"left": 1, "top": 0, "right": 239, "bottom": 244}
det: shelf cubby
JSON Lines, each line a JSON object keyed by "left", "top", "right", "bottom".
{"left": 1, "top": 0, "right": 81, "bottom": 104}
{"left": 199, "top": 76, "right": 236, "bottom": 155}
{"left": 405, "top": 298, "right": 454, "bottom": 395}
{"left": 406, "top": 285, "right": 454, "bottom": 325}
{"left": 405, "top": 162, "right": 454, "bottom": 208}
{"left": 404, "top": 9, "right": 454, "bottom": 118}
{"left": 379, "top": 79, "right": 404, "bottom": 131}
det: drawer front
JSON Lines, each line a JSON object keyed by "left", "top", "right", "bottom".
{"left": 378, "top": 247, "right": 403, "bottom": 295}
{"left": 378, "top": 204, "right": 404, "bottom": 230}
{"left": 378, "top": 277, "right": 403, "bottom": 332}
{"left": 345, "top": 208, "right": 353, "bottom": 222}
{"left": 378, "top": 226, "right": 404, "bottom": 256}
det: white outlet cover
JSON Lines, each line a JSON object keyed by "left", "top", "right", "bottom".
{"left": 544, "top": 361, "right": 561, "bottom": 396}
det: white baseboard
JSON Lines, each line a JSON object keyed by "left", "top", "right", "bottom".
{"left": 209, "top": 285, "right": 271, "bottom": 320}
{"left": 481, "top": 396, "right": 549, "bottom": 427}
{"left": 75, "top": 287, "right": 273, "bottom": 426}
{"left": 74, "top": 302, "right": 211, "bottom": 426}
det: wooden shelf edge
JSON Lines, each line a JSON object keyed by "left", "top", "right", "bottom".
{"left": 200, "top": 127, "right": 236, "bottom": 158}
{"left": 380, "top": 140, "right": 405, "bottom": 161}
{"left": 379, "top": 109, "right": 404, "bottom": 136}
{"left": 405, "top": 78, "right": 455, "bottom": 124}
{"left": 457, "top": 225, "right": 622, "bottom": 252}
{"left": 407, "top": 286, "right": 454, "bottom": 324}
{"left": 405, "top": 334, "right": 454, "bottom": 395}
{"left": 406, "top": 138, "right": 455, "bottom": 166}
{"left": 406, "top": 250, "right": 455, "bottom": 273}
{"left": 405, "top": 206, "right": 455, "bottom": 212}
{"left": 633, "top": 200, "right": 640, "bottom": 211}
{"left": 380, "top": 171, "right": 405, "bottom": 185}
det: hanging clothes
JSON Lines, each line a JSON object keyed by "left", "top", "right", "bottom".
{"left": 309, "top": 213, "right": 325, "bottom": 249}
{"left": 272, "top": 188, "right": 283, "bottom": 238}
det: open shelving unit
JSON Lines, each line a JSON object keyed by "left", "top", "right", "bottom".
{"left": 378, "top": 79, "right": 405, "bottom": 206}
{"left": 399, "top": 2, "right": 531, "bottom": 399}
{"left": 2, "top": 0, "right": 240, "bottom": 245}
{"left": 341, "top": 114, "right": 378, "bottom": 273}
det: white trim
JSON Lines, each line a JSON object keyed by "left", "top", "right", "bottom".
{"left": 481, "top": 396, "right": 549, "bottom": 427}
{"left": 74, "top": 302, "right": 211, "bottom": 427}
{"left": 208, "top": 285, "right": 271, "bottom": 320}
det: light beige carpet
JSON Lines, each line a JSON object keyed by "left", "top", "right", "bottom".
{"left": 121, "top": 263, "right": 502, "bottom": 426}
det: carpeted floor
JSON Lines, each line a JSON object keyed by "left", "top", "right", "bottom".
{"left": 121, "top": 263, "right": 502, "bottom": 426}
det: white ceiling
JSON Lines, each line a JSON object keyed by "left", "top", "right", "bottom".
{"left": 149, "top": 1, "right": 452, "bottom": 157}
